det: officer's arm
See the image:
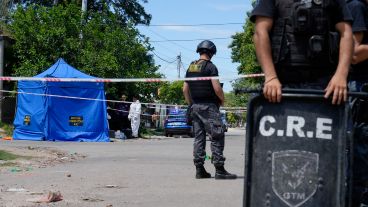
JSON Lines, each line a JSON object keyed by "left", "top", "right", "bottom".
{"left": 324, "top": 22, "right": 353, "bottom": 105}
{"left": 254, "top": 16, "right": 282, "bottom": 103}
{"left": 183, "top": 82, "right": 192, "bottom": 105}
{"left": 352, "top": 32, "right": 368, "bottom": 64}
{"left": 211, "top": 79, "right": 225, "bottom": 106}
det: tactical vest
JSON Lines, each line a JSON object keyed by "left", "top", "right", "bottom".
{"left": 186, "top": 60, "right": 220, "bottom": 105}
{"left": 271, "top": 0, "right": 339, "bottom": 68}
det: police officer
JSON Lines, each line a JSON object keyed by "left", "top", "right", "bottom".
{"left": 347, "top": 0, "right": 368, "bottom": 205}
{"left": 250, "top": 0, "right": 353, "bottom": 104}
{"left": 183, "top": 40, "right": 237, "bottom": 179}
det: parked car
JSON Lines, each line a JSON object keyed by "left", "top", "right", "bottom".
{"left": 164, "top": 109, "right": 193, "bottom": 137}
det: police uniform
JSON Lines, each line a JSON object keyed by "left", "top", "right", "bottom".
{"left": 185, "top": 59, "right": 226, "bottom": 167}
{"left": 250, "top": 0, "right": 352, "bottom": 86}
{"left": 347, "top": 0, "right": 368, "bottom": 205}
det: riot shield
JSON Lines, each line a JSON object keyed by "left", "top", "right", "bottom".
{"left": 243, "top": 90, "right": 351, "bottom": 207}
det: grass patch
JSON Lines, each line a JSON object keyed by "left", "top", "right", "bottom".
{"left": 0, "top": 162, "right": 17, "bottom": 167}
{"left": 0, "top": 150, "right": 20, "bottom": 161}
{"left": 0, "top": 122, "right": 14, "bottom": 136}
{"left": 140, "top": 127, "right": 165, "bottom": 138}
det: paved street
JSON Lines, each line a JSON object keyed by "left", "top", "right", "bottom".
{"left": 0, "top": 128, "right": 246, "bottom": 207}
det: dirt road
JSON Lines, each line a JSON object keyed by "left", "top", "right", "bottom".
{"left": 0, "top": 128, "right": 246, "bottom": 207}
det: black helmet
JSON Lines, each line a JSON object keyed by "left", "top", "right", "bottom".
{"left": 196, "top": 40, "right": 217, "bottom": 55}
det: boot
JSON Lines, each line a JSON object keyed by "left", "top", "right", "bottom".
{"left": 195, "top": 165, "right": 211, "bottom": 179}
{"left": 215, "top": 166, "right": 237, "bottom": 180}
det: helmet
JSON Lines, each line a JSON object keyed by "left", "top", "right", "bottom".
{"left": 196, "top": 40, "right": 217, "bottom": 55}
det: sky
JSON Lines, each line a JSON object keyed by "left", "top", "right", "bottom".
{"left": 137, "top": 0, "right": 253, "bottom": 92}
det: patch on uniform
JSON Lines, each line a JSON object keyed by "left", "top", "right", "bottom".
{"left": 188, "top": 64, "right": 201, "bottom": 73}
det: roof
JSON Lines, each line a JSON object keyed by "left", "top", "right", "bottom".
{"left": 35, "top": 58, "right": 95, "bottom": 78}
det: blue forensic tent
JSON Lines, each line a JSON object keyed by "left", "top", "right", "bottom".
{"left": 13, "top": 58, "right": 109, "bottom": 142}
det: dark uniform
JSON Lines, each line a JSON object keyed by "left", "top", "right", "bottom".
{"left": 185, "top": 60, "right": 226, "bottom": 167}
{"left": 184, "top": 40, "right": 236, "bottom": 179}
{"left": 250, "top": 0, "right": 355, "bottom": 204}
{"left": 347, "top": 0, "right": 368, "bottom": 205}
{"left": 250, "top": 0, "right": 352, "bottom": 87}
{"left": 117, "top": 101, "right": 130, "bottom": 129}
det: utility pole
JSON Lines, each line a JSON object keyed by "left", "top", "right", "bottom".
{"left": 177, "top": 53, "right": 181, "bottom": 78}
{"left": 80, "top": 0, "right": 87, "bottom": 39}
{"left": 82, "top": 0, "right": 87, "bottom": 13}
{"left": 0, "top": 35, "right": 4, "bottom": 120}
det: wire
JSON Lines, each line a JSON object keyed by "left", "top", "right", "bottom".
{"left": 139, "top": 23, "right": 244, "bottom": 27}
{"left": 150, "top": 50, "right": 177, "bottom": 63}
{"left": 151, "top": 37, "right": 231, "bottom": 43}
{"left": 145, "top": 27, "right": 194, "bottom": 52}
{"left": 144, "top": 28, "right": 234, "bottom": 62}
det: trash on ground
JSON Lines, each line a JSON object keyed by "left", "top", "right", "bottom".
{"left": 6, "top": 188, "right": 29, "bottom": 192}
{"left": 10, "top": 168, "right": 22, "bottom": 173}
{"left": 105, "top": 185, "right": 118, "bottom": 188}
{"left": 2, "top": 137, "right": 13, "bottom": 141}
{"left": 28, "top": 192, "right": 43, "bottom": 195}
{"left": 26, "top": 191, "right": 63, "bottom": 203}
{"left": 82, "top": 197, "right": 104, "bottom": 202}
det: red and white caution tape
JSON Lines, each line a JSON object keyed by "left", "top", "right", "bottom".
{"left": 0, "top": 73, "right": 264, "bottom": 82}
{"left": 0, "top": 89, "right": 247, "bottom": 111}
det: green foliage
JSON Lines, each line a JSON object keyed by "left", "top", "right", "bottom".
{"left": 229, "top": 5, "right": 263, "bottom": 105}
{"left": 227, "top": 112, "right": 237, "bottom": 124}
{"left": 158, "top": 81, "right": 185, "bottom": 105}
{"left": 12, "top": 0, "right": 151, "bottom": 25}
{"left": 224, "top": 92, "right": 247, "bottom": 107}
{"left": 0, "top": 122, "right": 14, "bottom": 136}
{"left": 10, "top": 4, "right": 82, "bottom": 76}
{"left": 230, "top": 21, "right": 260, "bottom": 76}
{"left": 0, "top": 150, "right": 19, "bottom": 161}
{"left": 8, "top": 3, "right": 161, "bottom": 102}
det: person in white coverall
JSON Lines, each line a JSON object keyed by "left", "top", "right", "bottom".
{"left": 128, "top": 96, "right": 141, "bottom": 138}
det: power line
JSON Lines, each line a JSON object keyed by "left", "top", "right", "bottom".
{"left": 151, "top": 37, "right": 231, "bottom": 43}
{"left": 144, "top": 28, "right": 234, "bottom": 61}
{"left": 150, "top": 50, "right": 177, "bottom": 64}
{"left": 141, "top": 28, "right": 235, "bottom": 70}
{"left": 145, "top": 27, "right": 194, "bottom": 52}
{"left": 139, "top": 23, "right": 244, "bottom": 27}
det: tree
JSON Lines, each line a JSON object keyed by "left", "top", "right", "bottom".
{"left": 158, "top": 81, "right": 186, "bottom": 105}
{"left": 8, "top": 3, "right": 160, "bottom": 102}
{"left": 224, "top": 92, "right": 247, "bottom": 126}
{"left": 12, "top": 0, "right": 151, "bottom": 25}
{"left": 229, "top": 2, "right": 263, "bottom": 105}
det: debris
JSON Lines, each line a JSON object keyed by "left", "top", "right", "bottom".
{"left": 66, "top": 174, "right": 71, "bottom": 177}
{"left": 28, "top": 192, "right": 43, "bottom": 195}
{"left": 2, "top": 137, "right": 12, "bottom": 141}
{"left": 6, "top": 188, "right": 29, "bottom": 192}
{"left": 26, "top": 191, "right": 63, "bottom": 203}
{"left": 82, "top": 197, "right": 104, "bottom": 202}
{"left": 105, "top": 185, "right": 118, "bottom": 188}
{"left": 106, "top": 205, "right": 113, "bottom": 207}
